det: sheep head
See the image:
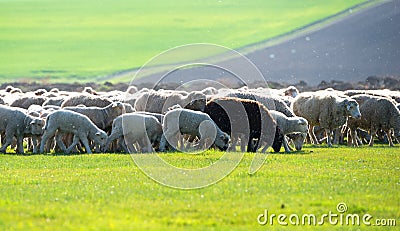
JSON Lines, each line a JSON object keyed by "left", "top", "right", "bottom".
{"left": 28, "top": 118, "right": 45, "bottom": 135}
{"left": 185, "top": 92, "right": 206, "bottom": 111}
{"left": 92, "top": 131, "right": 108, "bottom": 147}
{"left": 342, "top": 98, "right": 361, "bottom": 119}
{"left": 214, "top": 133, "right": 230, "bottom": 151}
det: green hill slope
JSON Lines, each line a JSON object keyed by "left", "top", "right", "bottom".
{"left": 0, "top": 0, "right": 365, "bottom": 83}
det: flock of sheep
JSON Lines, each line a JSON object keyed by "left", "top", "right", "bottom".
{"left": 0, "top": 84, "right": 399, "bottom": 155}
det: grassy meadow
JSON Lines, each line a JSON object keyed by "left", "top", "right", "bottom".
{"left": 0, "top": 145, "right": 398, "bottom": 230}
{"left": 0, "top": 0, "right": 366, "bottom": 83}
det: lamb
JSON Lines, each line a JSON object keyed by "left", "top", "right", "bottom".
{"left": 103, "top": 113, "right": 163, "bottom": 153}
{"left": 64, "top": 102, "right": 126, "bottom": 133}
{"left": 39, "top": 110, "right": 108, "bottom": 154}
{"left": 61, "top": 93, "right": 112, "bottom": 108}
{"left": 292, "top": 92, "right": 361, "bottom": 147}
{"left": 204, "top": 97, "right": 276, "bottom": 153}
{"left": 134, "top": 90, "right": 206, "bottom": 114}
{"left": 159, "top": 108, "right": 230, "bottom": 152}
{"left": 0, "top": 105, "right": 45, "bottom": 154}
{"left": 268, "top": 110, "right": 308, "bottom": 152}
{"left": 347, "top": 95, "right": 400, "bottom": 147}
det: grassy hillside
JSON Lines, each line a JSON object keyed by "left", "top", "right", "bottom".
{"left": 0, "top": 0, "right": 366, "bottom": 83}
{"left": 0, "top": 146, "right": 398, "bottom": 230}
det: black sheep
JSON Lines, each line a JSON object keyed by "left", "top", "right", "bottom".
{"left": 204, "top": 97, "right": 276, "bottom": 152}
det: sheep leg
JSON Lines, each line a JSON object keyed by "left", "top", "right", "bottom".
{"left": 309, "top": 125, "right": 319, "bottom": 144}
{"left": 16, "top": 136, "right": 24, "bottom": 154}
{"left": 159, "top": 134, "right": 167, "bottom": 152}
{"left": 124, "top": 135, "right": 137, "bottom": 153}
{"left": 138, "top": 136, "right": 152, "bottom": 153}
{"left": 282, "top": 136, "right": 291, "bottom": 153}
{"left": 368, "top": 128, "right": 376, "bottom": 146}
{"left": 64, "top": 135, "right": 81, "bottom": 154}
{"left": 350, "top": 129, "right": 359, "bottom": 147}
{"left": 385, "top": 130, "right": 394, "bottom": 147}
{"left": 119, "top": 138, "right": 130, "bottom": 153}
{"left": 103, "top": 131, "right": 121, "bottom": 152}
{"left": 0, "top": 133, "right": 15, "bottom": 153}
{"left": 325, "top": 129, "right": 332, "bottom": 147}
{"left": 160, "top": 127, "right": 179, "bottom": 152}
{"left": 31, "top": 136, "right": 38, "bottom": 154}
{"left": 240, "top": 136, "right": 247, "bottom": 152}
{"left": 228, "top": 136, "right": 238, "bottom": 152}
{"left": 40, "top": 127, "right": 58, "bottom": 153}
{"left": 53, "top": 133, "right": 67, "bottom": 153}
{"left": 79, "top": 135, "right": 92, "bottom": 154}
{"left": 260, "top": 140, "right": 271, "bottom": 153}
{"left": 333, "top": 128, "right": 340, "bottom": 145}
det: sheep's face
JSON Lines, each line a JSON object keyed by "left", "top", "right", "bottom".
{"left": 344, "top": 99, "right": 361, "bottom": 119}
{"left": 93, "top": 131, "right": 108, "bottom": 147}
{"left": 214, "top": 133, "right": 230, "bottom": 151}
{"left": 297, "top": 118, "right": 309, "bottom": 133}
{"left": 287, "top": 132, "right": 306, "bottom": 151}
{"left": 185, "top": 92, "right": 207, "bottom": 111}
{"left": 29, "top": 118, "right": 45, "bottom": 135}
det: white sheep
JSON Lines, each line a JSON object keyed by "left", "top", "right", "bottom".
{"left": 103, "top": 113, "right": 163, "bottom": 153}
{"left": 134, "top": 90, "right": 206, "bottom": 114}
{"left": 39, "top": 110, "right": 108, "bottom": 154}
{"left": 0, "top": 105, "right": 45, "bottom": 154}
{"left": 292, "top": 92, "right": 361, "bottom": 147}
{"left": 347, "top": 95, "right": 400, "bottom": 146}
{"left": 268, "top": 110, "right": 308, "bottom": 152}
{"left": 159, "top": 108, "right": 230, "bottom": 152}
{"left": 64, "top": 102, "right": 126, "bottom": 132}
{"left": 61, "top": 93, "right": 112, "bottom": 108}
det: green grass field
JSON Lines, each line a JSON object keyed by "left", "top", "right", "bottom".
{"left": 1, "top": 145, "right": 398, "bottom": 230}
{"left": 0, "top": 0, "right": 366, "bottom": 83}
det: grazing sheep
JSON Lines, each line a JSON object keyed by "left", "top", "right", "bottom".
{"left": 159, "top": 108, "right": 230, "bottom": 152}
{"left": 268, "top": 110, "right": 308, "bottom": 152}
{"left": 134, "top": 90, "right": 206, "bottom": 114}
{"left": 103, "top": 113, "right": 163, "bottom": 153}
{"left": 204, "top": 97, "right": 276, "bottom": 153}
{"left": 347, "top": 95, "right": 400, "bottom": 147}
{"left": 10, "top": 96, "right": 47, "bottom": 109}
{"left": 64, "top": 102, "right": 126, "bottom": 133}
{"left": 224, "top": 91, "right": 306, "bottom": 152}
{"left": 39, "top": 110, "right": 108, "bottom": 154}
{"left": 292, "top": 92, "right": 361, "bottom": 147}
{"left": 61, "top": 93, "right": 112, "bottom": 108}
{"left": 0, "top": 105, "right": 45, "bottom": 154}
